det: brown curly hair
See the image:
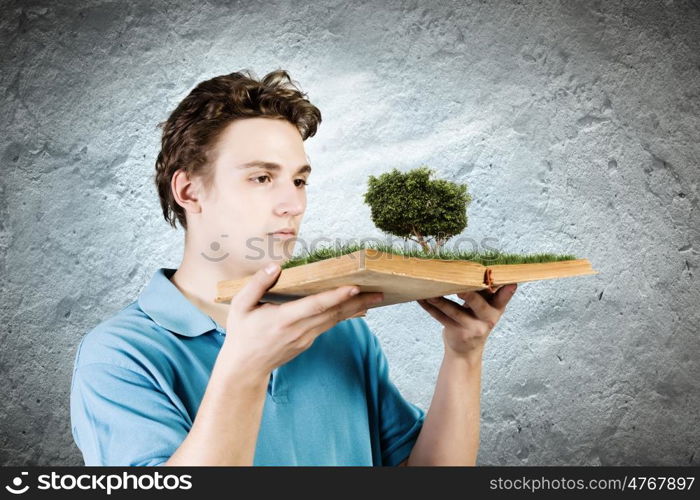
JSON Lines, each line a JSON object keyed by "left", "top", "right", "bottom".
{"left": 154, "top": 68, "right": 322, "bottom": 230}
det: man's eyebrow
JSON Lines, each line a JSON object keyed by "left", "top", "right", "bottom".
{"left": 236, "top": 160, "right": 312, "bottom": 174}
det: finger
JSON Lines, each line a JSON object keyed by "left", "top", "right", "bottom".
{"left": 310, "top": 292, "right": 382, "bottom": 325}
{"left": 456, "top": 290, "right": 500, "bottom": 325}
{"left": 280, "top": 284, "right": 370, "bottom": 322}
{"left": 292, "top": 292, "right": 384, "bottom": 335}
{"left": 491, "top": 283, "right": 518, "bottom": 311}
{"left": 230, "top": 263, "right": 282, "bottom": 312}
{"left": 348, "top": 309, "right": 367, "bottom": 318}
{"left": 416, "top": 299, "right": 460, "bottom": 328}
{"left": 476, "top": 288, "right": 495, "bottom": 301}
{"left": 428, "top": 296, "right": 494, "bottom": 329}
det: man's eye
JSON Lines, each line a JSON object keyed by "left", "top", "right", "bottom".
{"left": 250, "top": 175, "right": 309, "bottom": 187}
{"left": 251, "top": 175, "right": 271, "bottom": 184}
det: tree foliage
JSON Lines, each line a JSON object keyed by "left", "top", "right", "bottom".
{"left": 363, "top": 165, "right": 472, "bottom": 253}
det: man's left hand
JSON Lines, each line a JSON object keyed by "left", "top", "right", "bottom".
{"left": 416, "top": 284, "right": 518, "bottom": 359}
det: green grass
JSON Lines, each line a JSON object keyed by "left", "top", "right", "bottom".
{"left": 281, "top": 241, "right": 579, "bottom": 269}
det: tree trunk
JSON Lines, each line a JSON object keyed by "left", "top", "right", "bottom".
{"left": 410, "top": 225, "right": 431, "bottom": 253}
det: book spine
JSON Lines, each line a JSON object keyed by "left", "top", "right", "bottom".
{"left": 484, "top": 268, "right": 498, "bottom": 293}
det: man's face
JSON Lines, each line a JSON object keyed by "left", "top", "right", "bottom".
{"left": 193, "top": 117, "right": 310, "bottom": 274}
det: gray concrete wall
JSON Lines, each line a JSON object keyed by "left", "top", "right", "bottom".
{"left": 1, "top": 0, "right": 698, "bottom": 465}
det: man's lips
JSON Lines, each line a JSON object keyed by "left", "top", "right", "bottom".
{"left": 268, "top": 228, "right": 297, "bottom": 235}
{"left": 268, "top": 231, "right": 297, "bottom": 239}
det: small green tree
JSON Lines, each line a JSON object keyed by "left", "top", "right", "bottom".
{"left": 363, "top": 165, "right": 472, "bottom": 254}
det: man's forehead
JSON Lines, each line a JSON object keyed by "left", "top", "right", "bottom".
{"left": 214, "top": 119, "right": 310, "bottom": 168}
{"left": 219, "top": 116, "right": 303, "bottom": 144}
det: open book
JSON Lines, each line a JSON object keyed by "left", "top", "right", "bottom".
{"left": 215, "top": 248, "right": 598, "bottom": 315}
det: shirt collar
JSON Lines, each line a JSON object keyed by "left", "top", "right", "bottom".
{"left": 138, "top": 268, "right": 220, "bottom": 337}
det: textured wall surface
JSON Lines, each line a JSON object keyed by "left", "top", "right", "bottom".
{"left": 1, "top": 0, "right": 698, "bottom": 466}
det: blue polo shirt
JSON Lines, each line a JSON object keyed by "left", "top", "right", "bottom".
{"left": 70, "top": 267, "right": 425, "bottom": 466}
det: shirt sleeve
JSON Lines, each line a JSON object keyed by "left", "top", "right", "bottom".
{"left": 367, "top": 331, "right": 426, "bottom": 466}
{"left": 70, "top": 362, "right": 190, "bottom": 466}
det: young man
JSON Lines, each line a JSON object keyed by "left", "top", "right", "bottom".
{"left": 70, "top": 69, "right": 518, "bottom": 466}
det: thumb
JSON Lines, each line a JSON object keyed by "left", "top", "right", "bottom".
{"left": 491, "top": 283, "right": 517, "bottom": 311}
{"left": 231, "top": 262, "right": 281, "bottom": 312}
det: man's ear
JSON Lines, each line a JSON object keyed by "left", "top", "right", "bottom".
{"left": 171, "top": 168, "right": 203, "bottom": 216}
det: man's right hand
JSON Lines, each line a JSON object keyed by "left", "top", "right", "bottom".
{"left": 220, "top": 262, "right": 383, "bottom": 378}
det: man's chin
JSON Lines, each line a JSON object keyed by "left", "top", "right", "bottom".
{"left": 267, "top": 234, "right": 297, "bottom": 246}
{"left": 263, "top": 237, "right": 296, "bottom": 262}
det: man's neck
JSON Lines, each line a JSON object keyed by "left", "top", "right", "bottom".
{"left": 169, "top": 250, "right": 248, "bottom": 331}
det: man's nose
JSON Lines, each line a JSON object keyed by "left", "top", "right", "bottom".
{"left": 275, "top": 183, "right": 305, "bottom": 216}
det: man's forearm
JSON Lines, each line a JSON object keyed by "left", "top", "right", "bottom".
{"left": 405, "top": 348, "right": 483, "bottom": 465}
{"left": 163, "top": 358, "right": 269, "bottom": 466}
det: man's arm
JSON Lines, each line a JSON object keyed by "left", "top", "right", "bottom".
{"left": 401, "top": 348, "right": 483, "bottom": 466}
{"left": 163, "top": 359, "right": 269, "bottom": 466}
{"left": 404, "top": 285, "right": 516, "bottom": 465}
